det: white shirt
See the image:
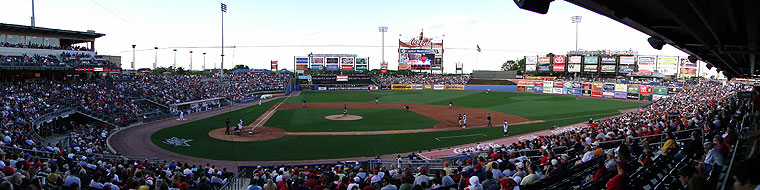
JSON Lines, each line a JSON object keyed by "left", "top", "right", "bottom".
{"left": 503, "top": 122, "right": 509, "bottom": 132}
{"left": 704, "top": 148, "right": 724, "bottom": 166}
{"left": 581, "top": 151, "right": 595, "bottom": 163}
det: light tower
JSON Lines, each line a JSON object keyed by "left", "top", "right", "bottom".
{"left": 189, "top": 51, "right": 193, "bottom": 71}
{"left": 131, "top": 45, "right": 136, "bottom": 70}
{"left": 571, "top": 16, "right": 582, "bottom": 51}
{"left": 153, "top": 47, "right": 158, "bottom": 69}
{"left": 378, "top": 26, "right": 388, "bottom": 67}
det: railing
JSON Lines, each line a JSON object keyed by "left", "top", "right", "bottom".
{"left": 31, "top": 107, "right": 76, "bottom": 128}
{"left": 368, "top": 159, "right": 445, "bottom": 170}
{"left": 220, "top": 168, "right": 251, "bottom": 190}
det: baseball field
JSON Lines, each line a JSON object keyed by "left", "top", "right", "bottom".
{"left": 149, "top": 90, "right": 642, "bottom": 161}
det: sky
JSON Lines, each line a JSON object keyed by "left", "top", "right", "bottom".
{"left": 1, "top": 0, "right": 719, "bottom": 76}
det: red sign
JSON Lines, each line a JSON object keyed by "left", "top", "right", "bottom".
{"left": 270, "top": 60, "right": 278, "bottom": 70}
{"left": 639, "top": 85, "right": 653, "bottom": 94}
{"left": 553, "top": 81, "right": 564, "bottom": 88}
{"left": 552, "top": 64, "right": 565, "bottom": 72}
{"left": 553, "top": 56, "right": 565, "bottom": 64}
{"left": 534, "top": 81, "right": 543, "bottom": 87}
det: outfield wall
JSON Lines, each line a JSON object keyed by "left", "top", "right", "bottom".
{"left": 309, "top": 79, "right": 683, "bottom": 102}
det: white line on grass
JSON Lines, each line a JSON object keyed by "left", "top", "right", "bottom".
{"left": 249, "top": 95, "right": 292, "bottom": 132}
{"left": 435, "top": 134, "right": 487, "bottom": 141}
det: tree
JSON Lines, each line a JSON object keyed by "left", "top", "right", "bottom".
{"left": 175, "top": 67, "right": 187, "bottom": 75}
{"left": 501, "top": 58, "right": 526, "bottom": 71}
{"left": 232, "top": 64, "right": 249, "bottom": 70}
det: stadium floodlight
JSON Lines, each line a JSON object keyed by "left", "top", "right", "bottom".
{"left": 220, "top": 3, "right": 227, "bottom": 76}
{"left": 379, "top": 26, "right": 388, "bottom": 67}
{"left": 571, "top": 16, "right": 582, "bottom": 51}
{"left": 154, "top": 47, "right": 158, "bottom": 69}
{"left": 189, "top": 51, "right": 193, "bottom": 71}
{"left": 203, "top": 53, "right": 207, "bottom": 71}
{"left": 173, "top": 49, "right": 177, "bottom": 71}
{"left": 131, "top": 45, "right": 136, "bottom": 70}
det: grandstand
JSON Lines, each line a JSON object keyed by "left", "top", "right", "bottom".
{"left": 2, "top": 0, "right": 760, "bottom": 190}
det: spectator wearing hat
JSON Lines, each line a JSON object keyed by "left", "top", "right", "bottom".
{"left": 702, "top": 142, "right": 724, "bottom": 173}
{"left": 465, "top": 176, "right": 482, "bottom": 190}
{"left": 414, "top": 168, "right": 430, "bottom": 187}
{"left": 380, "top": 177, "right": 397, "bottom": 190}
{"left": 606, "top": 162, "right": 629, "bottom": 190}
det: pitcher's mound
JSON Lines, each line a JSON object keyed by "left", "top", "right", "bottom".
{"left": 325, "top": 115, "right": 363, "bottom": 121}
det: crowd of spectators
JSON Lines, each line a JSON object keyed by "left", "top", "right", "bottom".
{"left": 374, "top": 75, "right": 470, "bottom": 85}
{"left": 0, "top": 145, "right": 234, "bottom": 190}
{"left": 0, "top": 53, "right": 118, "bottom": 68}
{"left": 112, "top": 73, "right": 289, "bottom": 105}
{"left": 432, "top": 81, "right": 746, "bottom": 189}
{"left": 0, "top": 42, "right": 92, "bottom": 51}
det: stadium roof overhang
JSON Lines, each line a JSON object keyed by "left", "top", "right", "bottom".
{"left": 0, "top": 23, "right": 105, "bottom": 42}
{"left": 560, "top": 0, "right": 760, "bottom": 78}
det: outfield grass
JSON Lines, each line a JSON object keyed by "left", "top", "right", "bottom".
{"left": 150, "top": 91, "right": 643, "bottom": 161}
{"left": 264, "top": 108, "right": 440, "bottom": 132}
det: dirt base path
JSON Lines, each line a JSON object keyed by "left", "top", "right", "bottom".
{"left": 205, "top": 102, "right": 537, "bottom": 142}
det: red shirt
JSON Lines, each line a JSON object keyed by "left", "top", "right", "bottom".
{"left": 606, "top": 173, "right": 629, "bottom": 190}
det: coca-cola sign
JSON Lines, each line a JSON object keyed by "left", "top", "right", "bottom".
{"left": 408, "top": 38, "right": 433, "bottom": 47}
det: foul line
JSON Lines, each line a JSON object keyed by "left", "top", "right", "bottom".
{"left": 435, "top": 134, "right": 487, "bottom": 141}
{"left": 249, "top": 95, "right": 292, "bottom": 132}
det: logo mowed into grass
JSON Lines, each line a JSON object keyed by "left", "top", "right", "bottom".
{"left": 162, "top": 137, "right": 193, "bottom": 147}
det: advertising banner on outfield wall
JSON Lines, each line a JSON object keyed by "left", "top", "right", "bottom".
{"left": 552, "top": 88, "right": 563, "bottom": 94}
{"left": 391, "top": 84, "right": 412, "bottom": 90}
{"left": 534, "top": 81, "right": 543, "bottom": 87}
{"left": 582, "top": 89, "right": 592, "bottom": 96}
{"left": 543, "top": 81, "right": 553, "bottom": 88}
{"left": 543, "top": 86, "right": 553, "bottom": 93}
{"left": 423, "top": 84, "right": 433, "bottom": 90}
{"left": 564, "top": 88, "right": 572, "bottom": 95}
{"left": 526, "top": 86, "right": 534, "bottom": 92}
{"left": 412, "top": 84, "right": 423, "bottom": 90}
{"left": 554, "top": 81, "right": 564, "bottom": 88}
{"left": 627, "top": 93, "right": 639, "bottom": 100}
{"left": 534, "top": 86, "right": 543, "bottom": 93}
{"left": 614, "top": 91, "right": 627, "bottom": 99}
{"left": 517, "top": 80, "right": 533, "bottom": 86}
{"left": 639, "top": 85, "right": 653, "bottom": 94}
{"left": 603, "top": 91, "right": 615, "bottom": 98}
{"left": 653, "top": 87, "right": 668, "bottom": 95}
{"left": 445, "top": 85, "right": 465, "bottom": 90}
{"left": 433, "top": 84, "right": 445, "bottom": 90}
{"left": 326, "top": 86, "right": 369, "bottom": 90}
{"left": 639, "top": 94, "right": 653, "bottom": 101}
{"left": 582, "top": 83, "right": 592, "bottom": 89}
{"left": 517, "top": 86, "right": 526, "bottom": 92}
{"left": 564, "top": 82, "right": 573, "bottom": 89}
{"left": 627, "top": 85, "right": 639, "bottom": 93}
{"left": 592, "top": 83, "right": 603, "bottom": 97}
{"left": 603, "top": 84, "right": 615, "bottom": 92}
{"left": 572, "top": 89, "right": 582, "bottom": 96}
{"left": 653, "top": 94, "right": 667, "bottom": 101}
{"left": 573, "top": 82, "right": 582, "bottom": 89}
{"left": 615, "top": 84, "right": 627, "bottom": 92}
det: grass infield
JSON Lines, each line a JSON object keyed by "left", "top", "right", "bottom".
{"left": 150, "top": 91, "right": 642, "bottom": 161}
{"left": 264, "top": 108, "right": 439, "bottom": 132}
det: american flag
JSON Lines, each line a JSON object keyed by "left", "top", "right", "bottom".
{"left": 477, "top": 45, "right": 481, "bottom": 52}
